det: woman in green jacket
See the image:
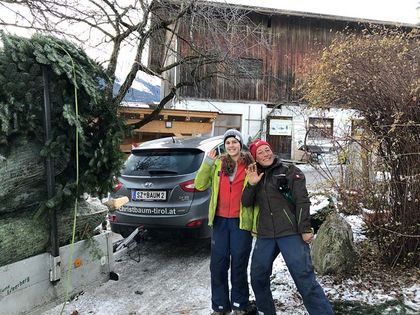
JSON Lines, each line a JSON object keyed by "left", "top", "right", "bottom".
{"left": 195, "top": 129, "right": 254, "bottom": 315}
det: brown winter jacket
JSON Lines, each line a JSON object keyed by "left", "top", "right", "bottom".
{"left": 241, "top": 158, "right": 311, "bottom": 238}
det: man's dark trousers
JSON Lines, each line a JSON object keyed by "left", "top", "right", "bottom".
{"left": 211, "top": 216, "right": 252, "bottom": 313}
{"left": 251, "top": 234, "right": 334, "bottom": 315}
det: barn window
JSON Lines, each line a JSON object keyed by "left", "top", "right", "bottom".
{"left": 351, "top": 119, "right": 366, "bottom": 138}
{"left": 234, "top": 57, "right": 263, "bottom": 79}
{"left": 307, "top": 118, "right": 333, "bottom": 139}
{"left": 214, "top": 114, "right": 242, "bottom": 136}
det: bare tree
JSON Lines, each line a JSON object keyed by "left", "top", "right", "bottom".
{"left": 0, "top": 0, "right": 259, "bottom": 128}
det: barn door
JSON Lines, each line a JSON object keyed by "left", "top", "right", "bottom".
{"left": 267, "top": 117, "right": 292, "bottom": 160}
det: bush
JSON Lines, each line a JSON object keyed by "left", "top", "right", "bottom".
{"left": 300, "top": 26, "right": 419, "bottom": 267}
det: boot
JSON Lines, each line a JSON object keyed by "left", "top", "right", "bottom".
{"left": 232, "top": 302, "right": 257, "bottom": 315}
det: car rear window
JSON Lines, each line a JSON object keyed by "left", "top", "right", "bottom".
{"left": 122, "top": 148, "right": 205, "bottom": 176}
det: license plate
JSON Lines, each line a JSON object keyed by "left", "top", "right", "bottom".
{"left": 132, "top": 190, "right": 166, "bottom": 201}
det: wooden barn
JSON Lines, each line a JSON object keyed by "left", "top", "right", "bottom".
{"left": 147, "top": 0, "right": 415, "bottom": 160}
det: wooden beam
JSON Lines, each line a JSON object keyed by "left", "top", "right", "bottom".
{"left": 120, "top": 143, "right": 133, "bottom": 153}
{"left": 133, "top": 120, "right": 213, "bottom": 135}
{"left": 119, "top": 107, "right": 218, "bottom": 119}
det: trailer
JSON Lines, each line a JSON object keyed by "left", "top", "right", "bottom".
{"left": 0, "top": 231, "right": 115, "bottom": 315}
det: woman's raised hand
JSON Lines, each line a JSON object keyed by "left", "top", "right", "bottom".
{"left": 246, "top": 163, "right": 263, "bottom": 185}
{"left": 207, "top": 149, "right": 217, "bottom": 160}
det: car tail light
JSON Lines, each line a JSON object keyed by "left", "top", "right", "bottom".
{"left": 179, "top": 179, "right": 199, "bottom": 192}
{"left": 108, "top": 214, "right": 117, "bottom": 222}
{"left": 114, "top": 181, "right": 123, "bottom": 192}
{"left": 186, "top": 219, "right": 203, "bottom": 228}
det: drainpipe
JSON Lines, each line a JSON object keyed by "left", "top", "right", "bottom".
{"left": 417, "top": 4, "right": 420, "bottom": 25}
{"left": 42, "top": 66, "right": 61, "bottom": 283}
{"left": 247, "top": 105, "right": 251, "bottom": 141}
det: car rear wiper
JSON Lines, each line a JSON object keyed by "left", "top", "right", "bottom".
{"left": 148, "top": 169, "right": 179, "bottom": 175}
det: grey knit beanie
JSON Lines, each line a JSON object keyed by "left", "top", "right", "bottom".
{"left": 223, "top": 129, "right": 243, "bottom": 148}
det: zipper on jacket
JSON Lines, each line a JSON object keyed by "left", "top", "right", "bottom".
{"left": 298, "top": 208, "right": 302, "bottom": 225}
{"left": 229, "top": 181, "right": 232, "bottom": 217}
{"left": 283, "top": 209, "right": 294, "bottom": 228}
{"left": 263, "top": 170, "right": 276, "bottom": 238}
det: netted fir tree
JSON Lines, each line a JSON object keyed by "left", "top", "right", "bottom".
{"left": 0, "top": 33, "right": 126, "bottom": 215}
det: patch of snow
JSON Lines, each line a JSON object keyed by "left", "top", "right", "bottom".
{"left": 403, "top": 285, "right": 420, "bottom": 311}
{"left": 269, "top": 255, "right": 308, "bottom": 314}
{"left": 295, "top": 163, "right": 314, "bottom": 172}
{"left": 362, "top": 207, "right": 375, "bottom": 214}
{"left": 320, "top": 275, "right": 419, "bottom": 311}
{"left": 136, "top": 72, "right": 161, "bottom": 86}
{"left": 309, "top": 193, "right": 330, "bottom": 215}
{"left": 341, "top": 214, "right": 367, "bottom": 242}
{"left": 130, "top": 78, "right": 153, "bottom": 94}
{"left": 116, "top": 70, "right": 161, "bottom": 87}
{"left": 376, "top": 171, "right": 391, "bottom": 181}
{"left": 319, "top": 152, "right": 339, "bottom": 165}
{"left": 120, "top": 102, "right": 150, "bottom": 108}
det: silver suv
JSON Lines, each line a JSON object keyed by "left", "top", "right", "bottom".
{"left": 109, "top": 135, "right": 225, "bottom": 238}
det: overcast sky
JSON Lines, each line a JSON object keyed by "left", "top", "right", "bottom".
{"left": 1, "top": 0, "right": 417, "bottom": 81}
{"left": 214, "top": 0, "right": 419, "bottom": 24}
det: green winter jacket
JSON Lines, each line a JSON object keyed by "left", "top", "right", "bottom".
{"left": 194, "top": 158, "right": 254, "bottom": 231}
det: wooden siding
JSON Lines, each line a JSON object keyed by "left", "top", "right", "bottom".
{"left": 148, "top": 3, "right": 415, "bottom": 105}
{"left": 176, "top": 12, "right": 354, "bottom": 103}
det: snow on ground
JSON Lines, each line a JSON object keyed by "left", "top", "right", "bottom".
{"left": 267, "top": 210, "right": 419, "bottom": 314}
{"left": 42, "top": 194, "right": 419, "bottom": 315}
{"left": 43, "top": 235, "right": 213, "bottom": 315}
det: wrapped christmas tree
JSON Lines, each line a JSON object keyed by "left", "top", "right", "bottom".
{"left": 0, "top": 33, "right": 125, "bottom": 265}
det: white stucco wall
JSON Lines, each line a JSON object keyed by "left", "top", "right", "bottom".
{"left": 270, "top": 105, "right": 358, "bottom": 159}
{"left": 172, "top": 99, "right": 357, "bottom": 159}
{"left": 172, "top": 99, "right": 266, "bottom": 143}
